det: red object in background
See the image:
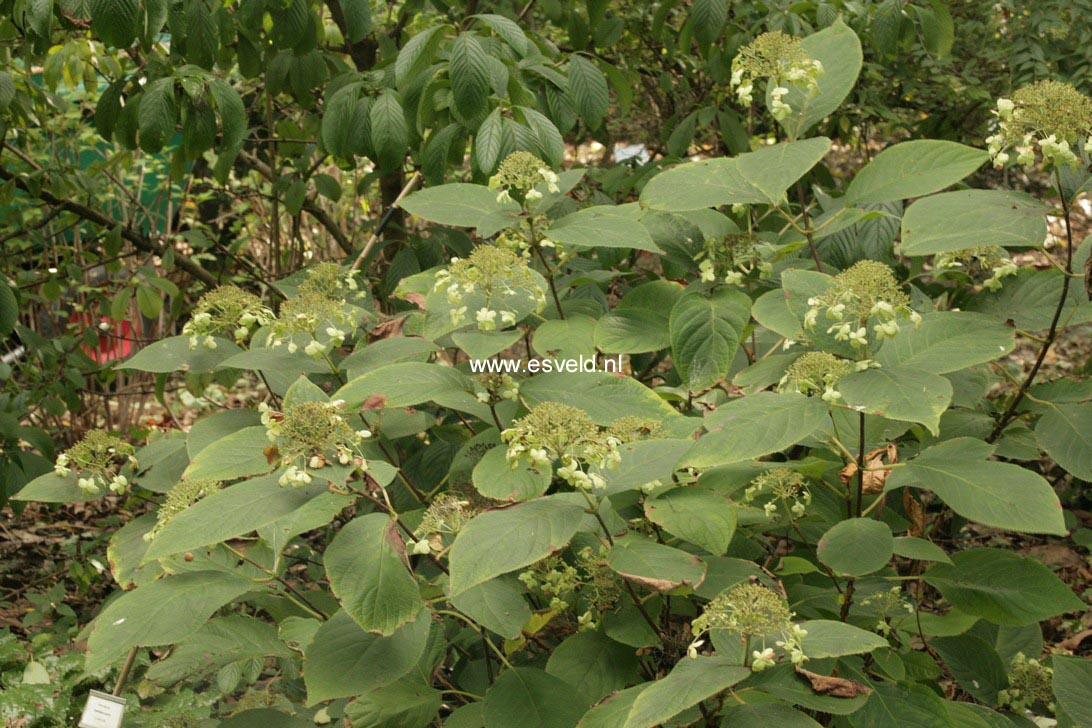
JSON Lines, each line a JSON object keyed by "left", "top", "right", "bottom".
{"left": 68, "top": 310, "right": 141, "bottom": 363}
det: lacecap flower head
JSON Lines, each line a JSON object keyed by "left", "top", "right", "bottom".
{"left": 263, "top": 400, "right": 370, "bottom": 487}
{"left": 731, "top": 31, "right": 823, "bottom": 118}
{"left": 743, "top": 467, "right": 812, "bottom": 519}
{"left": 804, "top": 261, "right": 920, "bottom": 349}
{"left": 689, "top": 581, "right": 809, "bottom": 670}
{"left": 779, "top": 351, "right": 853, "bottom": 403}
{"left": 183, "top": 286, "right": 273, "bottom": 350}
{"left": 934, "top": 246, "right": 1019, "bottom": 292}
{"left": 987, "top": 80, "right": 1092, "bottom": 169}
{"left": 54, "top": 429, "right": 136, "bottom": 495}
{"left": 432, "top": 245, "right": 546, "bottom": 329}
{"left": 488, "top": 151, "right": 561, "bottom": 205}
{"left": 144, "top": 478, "right": 221, "bottom": 542}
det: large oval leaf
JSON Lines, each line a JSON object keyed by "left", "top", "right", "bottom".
{"left": 817, "top": 518, "right": 893, "bottom": 577}
{"left": 846, "top": 140, "right": 987, "bottom": 205}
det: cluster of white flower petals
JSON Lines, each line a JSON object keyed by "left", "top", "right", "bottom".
{"left": 730, "top": 31, "right": 822, "bottom": 119}
{"left": 986, "top": 81, "right": 1092, "bottom": 170}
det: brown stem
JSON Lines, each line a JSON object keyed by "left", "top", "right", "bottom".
{"left": 986, "top": 172, "right": 1074, "bottom": 442}
{"left": 796, "top": 181, "right": 824, "bottom": 273}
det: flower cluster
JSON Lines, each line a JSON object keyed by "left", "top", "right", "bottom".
{"left": 488, "top": 151, "right": 560, "bottom": 205}
{"left": 261, "top": 400, "right": 370, "bottom": 487}
{"left": 731, "top": 31, "right": 823, "bottom": 118}
{"left": 433, "top": 245, "right": 546, "bottom": 330}
{"left": 54, "top": 430, "right": 136, "bottom": 495}
{"left": 998, "top": 652, "right": 1054, "bottom": 714}
{"left": 518, "top": 547, "right": 620, "bottom": 627}
{"left": 143, "top": 478, "right": 222, "bottom": 542}
{"left": 695, "top": 233, "right": 772, "bottom": 286}
{"left": 987, "top": 81, "right": 1092, "bottom": 169}
{"left": 502, "top": 402, "right": 621, "bottom": 490}
{"left": 859, "top": 586, "right": 914, "bottom": 634}
{"left": 267, "top": 263, "right": 360, "bottom": 355}
{"left": 804, "top": 261, "right": 920, "bottom": 350}
{"left": 183, "top": 286, "right": 273, "bottom": 350}
{"left": 778, "top": 352, "right": 856, "bottom": 403}
{"left": 934, "top": 246, "right": 1019, "bottom": 292}
{"left": 688, "top": 582, "right": 808, "bottom": 670}
{"left": 472, "top": 372, "right": 520, "bottom": 405}
{"left": 408, "top": 494, "right": 476, "bottom": 555}
{"left": 743, "top": 467, "right": 812, "bottom": 519}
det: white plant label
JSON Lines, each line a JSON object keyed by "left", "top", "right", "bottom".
{"left": 78, "top": 690, "right": 126, "bottom": 728}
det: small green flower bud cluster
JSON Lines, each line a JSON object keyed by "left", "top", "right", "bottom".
{"left": 488, "top": 151, "right": 560, "bottom": 205}
{"left": 183, "top": 286, "right": 273, "bottom": 351}
{"left": 502, "top": 402, "right": 624, "bottom": 491}
{"left": 695, "top": 233, "right": 772, "bottom": 286}
{"left": 433, "top": 246, "right": 546, "bottom": 330}
{"left": 54, "top": 430, "right": 136, "bottom": 495}
{"left": 778, "top": 352, "right": 855, "bottom": 403}
{"left": 804, "top": 261, "right": 920, "bottom": 350}
{"left": 473, "top": 372, "right": 520, "bottom": 405}
{"left": 860, "top": 586, "right": 914, "bottom": 633}
{"left": 268, "top": 264, "right": 360, "bottom": 354}
{"left": 606, "top": 416, "right": 666, "bottom": 442}
{"left": 743, "top": 467, "right": 812, "bottom": 520}
{"left": 689, "top": 582, "right": 808, "bottom": 670}
{"left": 518, "top": 556, "right": 581, "bottom": 611}
{"left": 262, "top": 400, "right": 370, "bottom": 487}
{"left": 408, "top": 494, "right": 476, "bottom": 555}
{"left": 987, "top": 81, "right": 1092, "bottom": 169}
{"left": 998, "top": 652, "right": 1054, "bottom": 714}
{"left": 144, "top": 478, "right": 221, "bottom": 542}
{"left": 934, "top": 247, "right": 1019, "bottom": 292}
{"left": 731, "top": 32, "right": 823, "bottom": 119}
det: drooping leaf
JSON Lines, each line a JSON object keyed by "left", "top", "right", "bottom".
{"left": 799, "top": 620, "right": 889, "bottom": 658}
{"left": 484, "top": 667, "right": 589, "bottom": 728}
{"left": 886, "top": 438, "right": 1066, "bottom": 536}
{"left": 449, "top": 576, "right": 530, "bottom": 640}
{"left": 874, "top": 312, "right": 1015, "bottom": 374}
{"left": 567, "top": 55, "right": 609, "bottom": 131}
{"left": 668, "top": 287, "right": 749, "bottom": 392}
{"left": 900, "top": 190, "right": 1047, "bottom": 256}
{"left": 448, "top": 495, "right": 587, "bottom": 596}
{"left": 1035, "top": 403, "right": 1092, "bottom": 481}
{"left": 543, "top": 205, "right": 661, "bottom": 253}
{"left": 621, "top": 656, "right": 750, "bottom": 728}
{"left": 324, "top": 513, "right": 423, "bottom": 636}
{"left": 644, "top": 487, "right": 736, "bottom": 556}
{"left": 923, "top": 548, "right": 1085, "bottom": 626}
{"left": 606, "top": 535, "right": 706, "bottom": 591}
{"left": 838, "top": 365, "right": 952, "bottom": 435}
{"left": 546, "top": 631, "right": 640, "bottom": 705}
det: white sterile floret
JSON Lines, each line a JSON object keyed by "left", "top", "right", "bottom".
{"left": 475, "top": 308, "right": 497, "bottom": 331}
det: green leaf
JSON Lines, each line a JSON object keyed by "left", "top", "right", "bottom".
{"left": 473, "top": 445, "right": 551, "bottom": 501}
{"left": 683, "top": 392, "right": 828, "bottom": 469}
{"left": 621, "top": 656, "right": 750, "bottom": 728}
{"left": 520, "top": 372, "right": 680, "bottom": 425}
{"left": 399, "top": 183, "right": 519, "bottom": 227}
{"left": 719, "top": 703, "right": 821, "bottom": 727}
{"left": 395, "top": 26, "right": 445, "bottom": 87}
{"left": 852, "top": 681, "right": 952, "bottom": 728}
{"left": 644, "top": 487, "right": 736, "bottom": 556}
{"left": 89, "top": 0, "right": 140, "bottom": 47}
{"left": 449, "top": 576, "right": 530, "bottom": 640}
{"left": 449, "top": 33, "right": 491, "bottom": 125}
{"left": 669, "top": 287, "right": 749, "bottom": 391}
{"left": 344, "top": 678, "right": 442, "bottom": 727}
{"left": 817, "top": 518, "right": 893, "bottom": 576}
{"left": 146, "top": 615, "right": 291, "bottom": 684}
{"left": 543, "top": 205, "right": 661, "bottom": 253}
{"left": 321, "top": 83, "right": 370, "bottom": 159}
{"left": 303, "top": 608, "right": 431, "bottom": 705}
{"left": 13, "top": 472, "right": 102, "bottom": 504}
{"left": 474, "top": 14, "right": 530, "bottom": 55}
{"left": 369, "top": 90, "right": 407, "bottom": 171}
{"left": 606, "top": 535, "right": 706, "bottom": 591}
{"left": 1035, "top": 403, "right": 1092, "bottom": 480}
{"left": 85, "top": 571, "right": 251, "bottom": 672}
{"left": 567, "top": 55, "right": 609, "bottom": 131}
{"left": 641, "top": 138, "right": 831, "bottom": 211}
{"left": 448, "top": 495, "right": 587, "bottom": 596}
{"left": 143, "top": 475, "right": 328, "bottom": 560}
{"left": 595, "top": 439, "right": 693, "bottom": 496}
{"left": 900, "top": 190, "right": 1047, "bottom": 256}
{"left": 846, "top": 141, "right": 987, "bottom": 205}
{"left": 886, "top": 438, "right": 1066, "bottom": 536}
{"left": 1053, "top": 655, "right": 1092, "bottom": 725}
{"left": 595, "top": 281, "right": 684, "bottom": 354}
{"left": 335, "top": 362, "right": 475, "bottom": 409}
{"left": 917, "top": 0, "right": 954, "bottom": 57}
{"left": 118, "top": 335, "right": 242, "bottom": 374}
{"left": 838, "top": 365, "right": 952, "bottom": 435}
{"left": 691, "top": 0, "right": 727, "bottom": 45}
{"left": 546, "top": 631, "right": 640, "bottom": 705}
{"left": 323, "top": 514, "right": 422, "bottom": 636}
{"left": 138, "top": 77, "right": 177, "bottom": 153}
{"left": 341, "top": 0, "right": 371, "bottom": 42}
{"left": 875, "top": 312, "right": 1014, "bottom": 374}
{"left": 799, "top": 619, "right": 889, "bottom": 658}
{"left": 183, "top": 426, "right": 273, "bottom": 481}
{"left": 892, "top": 536, "right": 952, "bottom": 564}
{"left": 484, "top": 667, "right": 589, "bottom": 728}
{"left": 779, "top": 20, "right": 862, "bottom": 138}
{"left": 474, "top": 107, "right": 504, "bottom": 174}
{"left": 209, "top": 79, "right": 247, "bottom": 182}
{"left": 931, "top": 634, "right": 1006, "bottom": 704}
{"left": 0, "top": 282, "right": 17, "bottom": 336}
{"left": 923, "top": 548, "right": 1085, "bottom": 626}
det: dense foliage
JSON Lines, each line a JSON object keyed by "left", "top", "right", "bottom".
{"left": 1, "top": 0, "right": 1091, "bottom": 727}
